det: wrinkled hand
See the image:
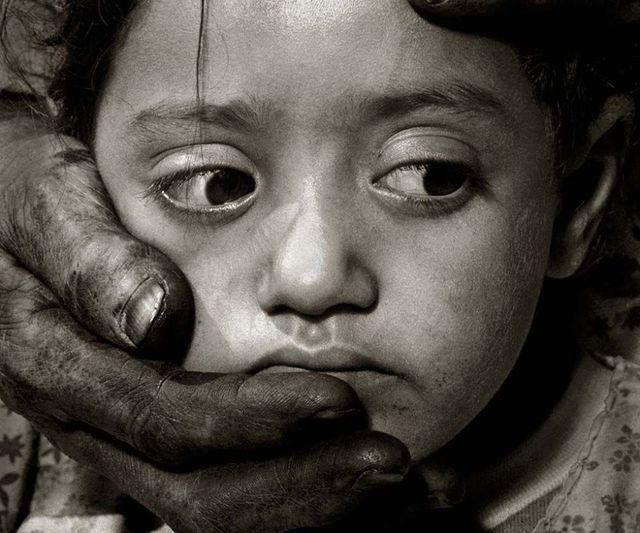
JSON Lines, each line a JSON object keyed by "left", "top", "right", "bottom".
{"left": 54, "top": 426, "right": 409, "bottom": 533}
{"left": 409, "top": 0, "right": 640, "bottom": 22}
{"left": 0, "top": 109, "right": 410, "bottom": 530}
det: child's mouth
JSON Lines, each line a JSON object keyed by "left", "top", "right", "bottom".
{"left": 250, "top": 345, "right": 395, "bottom": 374}
{"left": 251, "top": 346, "right": 399, "bottom": 392}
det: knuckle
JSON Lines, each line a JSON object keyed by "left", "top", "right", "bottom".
{"left": 124, "top": 392, "right": 164, "bottom": 458}
{"left": 62, "top": 236, "right": 118, "bottom": 312}
{"left": 160, "top": 475, "right": 229, "bottom": 533}
{"left": 0, "top": 263, "right": 60, "bottom": 409}
{"left": 124, "top": 378, "right": 187, "bottom": 465}
{"left": 62, "top": 232, "right": 159, "bottom": 345}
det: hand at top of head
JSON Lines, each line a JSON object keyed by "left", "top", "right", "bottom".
{"left": 409, "top": 0, "right": 640, "bottom": 22}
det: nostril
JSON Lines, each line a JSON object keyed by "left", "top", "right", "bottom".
{"left": 257, "top": 253, "right": 379, "bottom": 315}
{"left": 260, "top": 290, "right": 378, "bottom": 321}
{"left": 267, "top": 304, "right": 292, "bottom": 316}
{"left": 275, "top": 289, "right": 346, "bottom": 317}
{"left": 268, "top": 302, "right": 377, "bottom": 320}
{"left": 256, "top": 262, "right": 352, "bottom": 316}
{"left": 256, "top": 215, "right": 379, "bottom": 316}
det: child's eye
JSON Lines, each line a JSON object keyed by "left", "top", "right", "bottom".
{"left": 161, "top": 168, "right": 256, "bottom": 210}
{"left": 372, "top": 160, "right": 484, "bottom": 216}
{"left": 376, "top": 161, "right": 472, "bottom": 198}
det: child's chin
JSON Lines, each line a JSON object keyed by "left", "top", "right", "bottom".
{"left": 336, "top": 377, "right": 465, "bottom": 465}
{"left": 367, "top": 410, "right": 454, "bottom": 466}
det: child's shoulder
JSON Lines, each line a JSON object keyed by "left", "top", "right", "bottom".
{"left": 534, "top": 355, "right": 640, "bottom": 533}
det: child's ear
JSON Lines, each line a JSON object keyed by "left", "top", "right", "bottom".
{"left": 547, "top": 95, "right": 635, "bottom": 279}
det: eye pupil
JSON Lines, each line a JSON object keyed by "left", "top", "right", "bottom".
{"left": 422, "top": 163, "right": 467, "bottom": 196}
{"left": 204, "top": 169, "right": 256, "bottom": 205}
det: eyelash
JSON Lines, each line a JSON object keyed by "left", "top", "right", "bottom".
{"left": 373, "top": 160, "right": 489, "bottom": 217}
{"left": 142, "top": 165, "right": 255, "bottom": 224}
{"left": 144, "top": 166, "right": 206, "bottom": 200}
{"left": 143, "top": 159, "right": 488, "bottom": 224}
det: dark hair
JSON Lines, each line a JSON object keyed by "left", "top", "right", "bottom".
{"left": 5, "top": 2, "right": 637, "bottom": 157}
{"left": 48, "top": 0, "right": 138, "bottom": 140}
{"left": 0, "top": 0, "right": 138, "bottom": 139}
{"left": 5, "top": 2, "right": 639, "bottom": 145}
{"left": 3, "top": 0, "right": 640, "bottom": 268}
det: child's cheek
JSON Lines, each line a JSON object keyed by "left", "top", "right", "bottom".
{"left": 360, "top": 202, "right": 556, "bottom": 459}
{"left": 175, "top": 202, "right": 304, "bottom": 371}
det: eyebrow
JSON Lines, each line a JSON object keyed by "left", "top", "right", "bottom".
{"left": 361, "top": 82, "right": 505, "bottom": 121}
{"left": 128, "top": 95, "right": 276, "bottom": 140}
{"left": 127, "top": 81, "right": 507, "bottom": 141}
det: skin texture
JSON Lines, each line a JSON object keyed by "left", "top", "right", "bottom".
{"left": 95, "top": 0, "right": 558, "bottom": 462}
{"left": 0, "top": 1, "right": 634, "bottom": 530}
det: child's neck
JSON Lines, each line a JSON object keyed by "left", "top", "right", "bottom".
{"left": 464, "top": 351, "right": 611, "bottom": 527}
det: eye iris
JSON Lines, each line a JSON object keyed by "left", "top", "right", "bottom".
{"left": 204, "top": 169, "right": 255, "bottom": 205}
{"left": 421, "top": 163, "right": 467, "bottom": 196}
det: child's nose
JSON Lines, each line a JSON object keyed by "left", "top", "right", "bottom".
{"left": 257, "top": 204, "right": 377, "bottom": 316}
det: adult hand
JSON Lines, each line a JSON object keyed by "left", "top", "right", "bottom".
{"left": 0, "top": 105, "right": 410, "bottom": 530}
{"left": 409, "top": 0, "right": 640, "bottom": 22}
{"left": 51, "top": 425, "right": 409, "bottom": 533}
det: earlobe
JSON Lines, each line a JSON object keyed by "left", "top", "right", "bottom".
{"left": 547, "top": 95, "right": 635, "bottom": 279}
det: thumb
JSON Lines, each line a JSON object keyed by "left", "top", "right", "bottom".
{"left": 0, "top": 134, "right": 193, "bottom": 357}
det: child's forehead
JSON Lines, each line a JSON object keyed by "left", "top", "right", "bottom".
{"left": 224, "top": 0, "right": 397, "bottom": 32}
{"left": 129, "top": 0, "right": 413, "bottom": 72}
{"left": 103, "top": 0, "right": 549, "bottom": 166}
{"left": 123, "top": 0, "right": 532, "bottom": 112}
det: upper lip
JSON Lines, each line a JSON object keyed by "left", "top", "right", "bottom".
{"left": 249, "top": 345, "right": 392, "bottom": 374}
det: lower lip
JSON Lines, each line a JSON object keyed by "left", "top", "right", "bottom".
{"left": 257, "top": 365, "right": 397, "bottom": 388}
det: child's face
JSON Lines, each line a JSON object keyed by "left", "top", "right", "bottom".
{"left": 94, "top": 0, "right": 558, "bottom": 461}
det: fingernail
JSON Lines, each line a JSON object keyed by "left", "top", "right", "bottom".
{"left": 121, "top": 278, "right": 166, "bottom": 346}
{"left": 352, "top": 469, "right": 405, "bottom": 491}
{"left": 311, "top": 407, "right": 362, "bottom": 421}
{"left": 413, "top": 0, "right": 449, "bottom": 5}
